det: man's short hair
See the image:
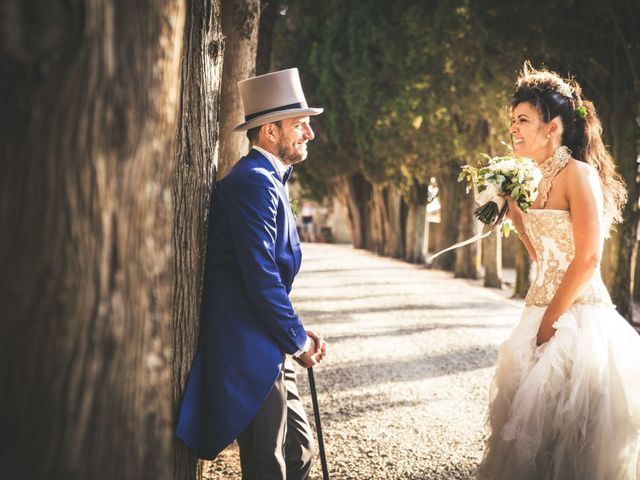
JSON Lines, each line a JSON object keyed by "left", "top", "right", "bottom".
{"left": 246, "top": 126, "right": 261, "bottom": 144}
{"left": 246, "top": 121, "right": 283, "bottom": 145}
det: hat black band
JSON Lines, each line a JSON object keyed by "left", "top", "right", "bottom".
{"left": 245, "top": 102, "right": 304, "bottom": 122}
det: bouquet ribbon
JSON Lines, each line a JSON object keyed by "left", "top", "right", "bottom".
{"left": 426, "top": 196, "right": 508, "bottom": 264}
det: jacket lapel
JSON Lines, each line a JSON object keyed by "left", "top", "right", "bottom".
{"left": 247, "top": 149, "right": 301, "bottom": 274}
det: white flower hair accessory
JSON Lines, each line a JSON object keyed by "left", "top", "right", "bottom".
{"left": 555, "top": 81, "right": 573, "bottom": 99}
{"left": 517, "top": 62, "right": 576, "bottom": 101}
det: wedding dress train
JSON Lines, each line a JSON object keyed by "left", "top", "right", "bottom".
{"left": 478, "top": 209, "right": 640, "bottom": 480}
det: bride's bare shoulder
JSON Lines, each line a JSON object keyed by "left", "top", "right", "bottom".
{"left": 564, "top": 158, "right": 598, "bottom": 178}
{"left": 564, "top": 158, "right": 603, "bottom": 209}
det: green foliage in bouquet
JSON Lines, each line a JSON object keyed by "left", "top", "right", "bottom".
{"left": 458, "top": 154, "right": 541, "bottom": 226}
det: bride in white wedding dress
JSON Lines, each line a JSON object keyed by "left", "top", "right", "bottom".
{"left": 477, "top": 63, "right": 640, "bottom": 480}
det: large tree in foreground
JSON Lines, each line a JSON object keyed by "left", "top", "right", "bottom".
{"left": 173, "top": 0, "right": 225, "bottom": 478}
{"left": 0, "top": 1, "right": 222, "bottom": 478}
{"left": 217, "top": 0, "right": 260, "bottom": 178}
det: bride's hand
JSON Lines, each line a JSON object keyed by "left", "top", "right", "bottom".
{"left": 502, "top": 195, "right": 521, "bottom": 222}
{"left": 502, "top": 195, "right": 526, "bottom": 233}
{"left": 536, "top": 314, "right": 557, "bottom": 346}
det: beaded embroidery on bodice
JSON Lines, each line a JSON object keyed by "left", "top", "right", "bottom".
{"left": 537, "top": 146, "right": 571, "bottom": 209}
{"left": 522, "top": 209, "right": 612, "bottom": 307}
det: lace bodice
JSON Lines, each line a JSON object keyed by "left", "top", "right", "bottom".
{"left": 522, "top": 209, "right": 612, "bottom": 307}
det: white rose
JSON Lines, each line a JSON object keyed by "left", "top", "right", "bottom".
{"left": 490, "top": 159, "right": 517, "bottom": 173}
{"left": 531, "top": 167, "right": 542, "bottom": 185}
{"left": 475, "top": 183, "right": 503, "bottom": 206}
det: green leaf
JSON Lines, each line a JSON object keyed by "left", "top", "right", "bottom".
{"left": 290, "top": 198, "right": 300, "bottom": 216}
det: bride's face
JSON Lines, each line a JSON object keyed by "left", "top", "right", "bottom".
{"left": 509, "top": 101, "right": 553, "bottom": 162}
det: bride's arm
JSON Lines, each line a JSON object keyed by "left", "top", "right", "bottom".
{"left": 537, "top": 161, "right": 603, "bottom": 345}
{"left": 505, "top": 198, "right": 537, "bottom": 262}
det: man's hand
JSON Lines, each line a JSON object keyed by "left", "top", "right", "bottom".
{"left": 307, "top": 330, "right": 327, "bottom": 362}
{"left": 293, "top": 330, "right": 328, "bottom": 368}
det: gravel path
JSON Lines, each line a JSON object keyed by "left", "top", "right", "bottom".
{"left": 204, "top": 243, "right": 523, "bottom": 480}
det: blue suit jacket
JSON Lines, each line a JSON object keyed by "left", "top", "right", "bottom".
{"left": 175, "top": 149, "right": 307, "bottom": 459}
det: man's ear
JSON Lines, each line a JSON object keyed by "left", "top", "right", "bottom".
{"left": 262, "top": 123, "right": 279, "bottom": 143}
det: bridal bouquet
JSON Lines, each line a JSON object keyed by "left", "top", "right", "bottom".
{"left": 428, "top": 153, "right": 540, "bottom": 263}
{"left": 458, "top": 154, "right": 541, "bottom": 230}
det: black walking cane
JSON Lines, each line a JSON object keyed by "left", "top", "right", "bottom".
{"left": 308, "top": 367, "right": 330, "bottom": 480}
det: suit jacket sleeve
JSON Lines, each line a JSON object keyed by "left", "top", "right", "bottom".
{"left": 222, "top": 170, "right": 307, "bottom": 355}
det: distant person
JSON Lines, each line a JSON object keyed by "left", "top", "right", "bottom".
{"left": 176, "top": 68, "right": 328, "bottom": 480}
{"left": 478, "top": 63, "right": 640, "bottom": 479}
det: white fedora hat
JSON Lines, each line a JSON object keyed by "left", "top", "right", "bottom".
{"left": 234, "top": 68, "right": 323, "bottom": 132}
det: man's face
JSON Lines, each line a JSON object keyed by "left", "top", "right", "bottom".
{"left": 274, "top": 116, "right": 315, "bottom": 165}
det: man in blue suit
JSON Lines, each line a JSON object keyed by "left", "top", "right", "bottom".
{"left": 176, "top": 68, "right": 328, "bottom": 480}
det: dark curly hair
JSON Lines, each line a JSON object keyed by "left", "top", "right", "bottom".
{"left": 512, "top": 62, "right": 627, "bottom": 226}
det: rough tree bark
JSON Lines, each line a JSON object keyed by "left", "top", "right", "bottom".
{"left": 255, "top": 0, "right": 280, "bottom": 74}
{"left": 483, "top": 230, "right": 502, "bottom": 288}
{"left": 634, "top": 243, "right": 640, "bottom": 303}
{"left": 218, "top": 0, "right": 260, "bottom": 179}
{"left": 433, "top": 163, "right": 460, "bottom": 271}
{"left": 391, "top": 187, "right": 406, "bottom": 258}
{"left": 513, "top": 241, "right": 532, "bottom": 298}
{"left": 369, "top": 186, "right": 404, "bottom": 258}
{"left": 336, "top": 173, "right": 372, "bottom": 249}
{"left": 333, "top": 177, "right": 356, "bottom": 245}
{"left": 405, "top": 202, "right": 426, "bottom": 263}
{"left": 454, "top": 176, "right": 481, "bottom": 279}
{"left": 1, "top": 2, "right": 186, "bottom": 479}
{"left": 404, "top": 182, "right": 429, "bottom": 264}
{"left": 388, "top": 187, "right": 405, "bottom": 258}
{"left": 605, "top": 92, "right": 639, "bottom": 322}
{"left": 367, "top": 185, "right": 385, "bottom": 254}
{"left": 172, "top": 0, "right": 224, "bottom": 478}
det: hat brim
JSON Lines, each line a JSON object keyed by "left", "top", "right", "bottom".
{"left": 234, "top": 107, "right": 323, "bottom": 132}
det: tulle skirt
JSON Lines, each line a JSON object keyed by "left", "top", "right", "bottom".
{"left": 478, "top": 303, "right": 640, "bottom": 480}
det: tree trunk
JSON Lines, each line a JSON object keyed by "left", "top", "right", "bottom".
{"left": 218, "top": 0, "right": 260, "bottom": 179}
{"left": 173, "top": 1, "right": 224, "bottom": 478}
{"left": 634, "top": 241, "right": 640, "bottom": 303}
{"left": 605, "top": 92, "right": 639, "bottom": 322}
{"left": 383, "top": 186, "right": 404, "bottom": 258}
{"left": 514, "top": 241, "right": 532, "bottom": 298}
{"left": 405, "top": 201, "right": 416, "bottom": 262}
{"left": 405, "top": 202, "right": 426, "bottom": 263}
{"left": 354, "top": 174, "right": 374, "bottom": 250}
{"left": 454, "top": 170, "right": 481, "bottom": 279}
{"left": 1, "top": 2, "right": 186, "bottom": 479}
{"left": 433, "top": 163, "right": 460, "bottom": 271}
{"left": 367, "top": 185, "right": 385, "bottom": 254}
{"left": 404, "top": 182, "right": 429, "bottom": 264}
{"left": 423, "top": 215, "right": 431, "bottom": 262}
{"left": 483, "top": 229, "right": 502, "bottom": 288}
{"left": 365, "top": 185, "right": 403, "bottom": 257}
{"left": 607, "top": 210, "right": 640, "bottom": 322}
{"left": 256, "top": 0, "right": 280, "bottom": 74}
{"left": 334, "top": 173, "right": 371, "bottom": 249}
